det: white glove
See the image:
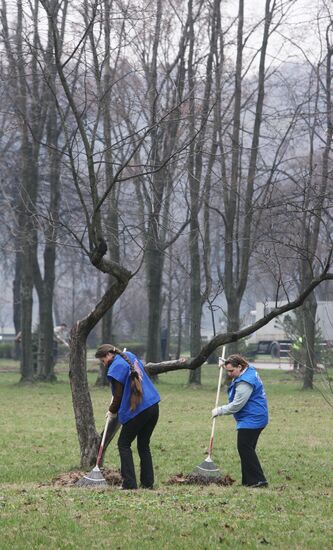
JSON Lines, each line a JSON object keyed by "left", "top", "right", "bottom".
{"left": 211, "top": 406, "right": 223, "bottom": 418}
{"left": 105, "top": 410, "right": 117, "bottom": 420}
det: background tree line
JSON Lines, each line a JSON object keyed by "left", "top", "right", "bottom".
{"left": 0, "top": 0, "right": 333, "bottom": 465}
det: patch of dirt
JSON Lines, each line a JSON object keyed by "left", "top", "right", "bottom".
{"left": 46, "top": 469, "right": 235, "bottom": 488}
{"left": 50, "top": 468, "right": 122, "bottom": 487}
{"left": 167, "top": 473, "right": 235, "bottom": 486}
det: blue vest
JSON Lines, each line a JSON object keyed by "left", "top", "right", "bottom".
{"left": 107, "top": 351, "right": 160, "bottom": 424}
{"left": 228, "top": 365, "right": 269, "bottom": 429}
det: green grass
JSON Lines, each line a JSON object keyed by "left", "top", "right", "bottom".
{"left": 0, "top": 360, "right": 332, "bottom": 549}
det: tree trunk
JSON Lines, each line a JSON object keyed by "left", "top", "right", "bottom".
{"left": 95, "top": 303, "right": 113, "bottom": 386}
{"left": 176, "top": 293, "right": 183, "bottom": 359}
{"left": 226, "top": 293, "right": 241, "bottom": 355}
{"left": 19, "top": 143, "right": 38, "bottom": 382}
{"left": 300, "top": 32, "right": 332, "bottom": 388}
{"left": 146, "top": 247, "right": 164, "bottom": 367}
{"left": 36, "top": 283, "right": 56, "bottom": 382}
{"left": 68, "top": 272, "right": 131, "bottom": 467}
{"left": 188, "top": 242, "right": 202, "bottom": 385}
{"left": 13, "top": 251, "right": 21, "bottom": 360}
{"left": 302, "top": 295, "right": 317, "bottom": 390}
{"left": 35, "top": 43, "right": 62, "bottom": 382}
{"left": 187, "top": 0, "right": 202, "bottom": 386}
{"left": 20, "top": 245, "right": 34, "bottom": 382}
{"left": 69, "top": 324, "right": 100, "bottom": 468}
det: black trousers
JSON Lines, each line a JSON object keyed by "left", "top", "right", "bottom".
{"left": 118, "top": 403, "right": 159, "bottom": 489}
{"left": 237, "top": 428, "right": 267, "bottom": 486}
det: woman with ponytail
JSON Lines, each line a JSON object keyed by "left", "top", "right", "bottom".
{"left": 95, "top": 344, "right": 160, "bottom": 490}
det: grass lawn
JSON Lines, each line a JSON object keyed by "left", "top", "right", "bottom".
{"left": 0, "top": 359, "right": 332, "bottom": 549}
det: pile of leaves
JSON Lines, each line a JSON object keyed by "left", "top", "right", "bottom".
{"left": 168, "top": 473, "right": 235, "bottom": 486}
{"left": 50, "top": 468, "right": 122, "bottom": 487}
{"left": 48, "top": 470, "right": 235, "bottom": 488}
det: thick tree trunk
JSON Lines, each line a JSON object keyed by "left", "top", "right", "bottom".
{"left": 35, "top": 52, "right": 61, "bottom": 382}
{"left": 69, "top": 324, "right": 100, "bottom": 468}
{"left": 68, "top": 274, "right": 131, "bottom": 467}
{"left": 187, "top": 0, "right": 202, "bottom": 386}
{"left": 95, "top": 276, "right": 115, "bottom": 387}
{"left": 219, "top": 0, "right": 272, "bottom": 358}
{"left": 13, "top": 251, "right": 21, "bottom": 360}
{"left": 188, "top": 242, "right": 202, "bottom": 385}
{"left": 226, "top": 294, "right": 241, "bottom": 355}
{"left": 20, "top": 247, "right": 34, "bottom": 382}
{"left": 176, "top": 293, "right": 183, "bottom": 359}
{"left": 37, "top": 294, "right": 56, "bottom": 382}
{"left": 300, "top": 34, "right": 333, "bottom": 388}
{"left": 302, "top": 295, "right": 317, "bottom": 390}
{"left": 18, "top": 138, "right": 38, "bottom": 383}
{"left": 19, "top": 157, "right": 38, "bottom": 382}
{"left": 95, "top": 306, "right": 113, "bottom": 386}
{"left": 15, "top": 0, "right": 45, "bottom": 382}
{"left": 146, "top": 247, "right": 164, "bottom": 369}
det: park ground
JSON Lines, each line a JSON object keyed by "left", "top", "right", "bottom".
{"left": 0, "top": 358, "right": 332, "bottom": 549}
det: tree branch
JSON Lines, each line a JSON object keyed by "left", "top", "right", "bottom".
{"left": 145, "top": 266, "right": 333, "bottom": 375}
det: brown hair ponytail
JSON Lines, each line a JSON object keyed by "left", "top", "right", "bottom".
{"left": 113, "top": 347, "right": 143, "bottom": 411}
{"left": 95, "top": 344, "right": 144, "bottom": 410}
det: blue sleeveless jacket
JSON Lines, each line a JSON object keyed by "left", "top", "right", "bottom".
{"left": 228, "top": 365, "right": 268, "bottom": 429}
{"left": 107, "top": 351, "right": 160, "bottom": 424}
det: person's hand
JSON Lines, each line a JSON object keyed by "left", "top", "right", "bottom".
{"left": 105, "top": 410, "right": 117, "bottom": 420}
{"left": 211, "top": 407, "right": 222, "bottom": 418}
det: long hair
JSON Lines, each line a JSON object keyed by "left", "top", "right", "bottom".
{"left": 96, "top": 344, "right": 143, "bottom": 411}
{"left": 118, "top": 348, "right": 143, "bottom": 411}
{"left": 225, "top": 354, "right": 249, "bottom": 371}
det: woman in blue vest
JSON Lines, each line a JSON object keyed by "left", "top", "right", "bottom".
{"left": 212, "top": 354, "right": 268, "bottom": 487}
{"left": 95, "top": 344, "right": 160, "bottom": 490}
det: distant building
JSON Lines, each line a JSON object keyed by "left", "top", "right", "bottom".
{"left": 0, "top": 329, "right": 16, "bottom": 343}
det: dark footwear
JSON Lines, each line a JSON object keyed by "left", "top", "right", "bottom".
{"left": 249, "top": 481, "right": 268, "bottom": 488}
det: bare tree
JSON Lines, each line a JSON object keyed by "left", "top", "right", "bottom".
{"left": 1, "top": 0, "right": 50, "bottom": 381}
{"left": 38, "top": 0, "right": 194, "bottom": 465}
{"left": 296, "top": 14, "right": 333, "bottom": 389}
{"left": 1, "top": 0, "right": 69, "bottom": 380}
{"left": 2, "top": 0, "right": 332, "bottom": 471}
{"left": 125, "top": 0, "right": 191, "bottom": 370}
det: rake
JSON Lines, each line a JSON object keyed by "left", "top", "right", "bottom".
{"left": 191, "top": 345, "right": 226, "bottom": 480}
{"left": 75, "top": 414, "right": 119, "bottom": 488}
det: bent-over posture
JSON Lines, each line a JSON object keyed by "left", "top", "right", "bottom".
{"left": 96, "top": 344, "right": 160, "bottom": 490}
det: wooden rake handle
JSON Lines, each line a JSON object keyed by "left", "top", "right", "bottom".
{"left": 208, "top": 345, "right": 226, "bottom": 458}
{"left": 96, "top": 415, "right": 111, "bottom": 467}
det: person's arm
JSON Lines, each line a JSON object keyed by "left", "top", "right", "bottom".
{"left": 108, "top": 379, "right": 123, "bottom": 413}
{"left": 212, "top": 382, "right": 253, "bottom": 416}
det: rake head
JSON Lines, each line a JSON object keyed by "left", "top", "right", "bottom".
{"left": 191, "top": 456, "right": 223, "bottom": 480}
{"left": 75, "top": 466, "right": 108, "bottom": 488}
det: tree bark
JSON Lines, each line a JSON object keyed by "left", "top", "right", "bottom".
{"left": 69, "top": 324, "right": 99, "bottom": 467}
{"left": 301, "top": 24, "right": 333, "bottom": 389}
{"left": 146, "top": 246, "right": 164, "bottom": 364}
{"left": 69, "top": 273, "right": 130, "bottom": 468}
{"left": 302, "top": 295, "right": 317, "bottom": 389}
{"left": 13, "top": 251, "right": 21, "bottom": 360}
